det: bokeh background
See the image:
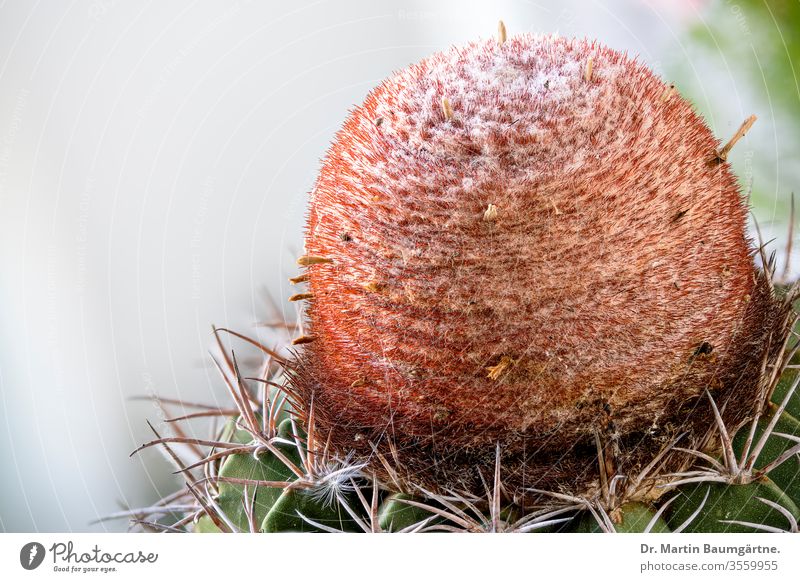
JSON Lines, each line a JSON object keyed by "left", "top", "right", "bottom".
{"left": 0, "top": 0, "right": 797, "bottom": 532}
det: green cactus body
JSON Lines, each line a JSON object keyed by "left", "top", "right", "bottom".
{"left": 771, "top": 370, "right": 800, "bottom": 419}
{"left": 734, "top": 412, "right": 800, "bottom": 504}
{"left": 193, "top": 515, "right": 222, "bottom": 533}
{"left": 216, "top": 448, "right": 298, "bottom": 532}
{"left": 377, "top": 494, "right": 437, "bottom": 533}
{"left": 667, "top": 480, "right": 800, "bottom": 533}
{"left": 571, "top": 502, "right": 671, "bottom": 533}
{"left": 261, "top": 488, "right": 361, "bottom": 533}
{"left": 665, "top": 395, "right": 800, "bottom": 533}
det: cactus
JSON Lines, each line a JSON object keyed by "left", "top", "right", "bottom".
{"left": 130, "top": 26, "right": 800, "bottom": 533}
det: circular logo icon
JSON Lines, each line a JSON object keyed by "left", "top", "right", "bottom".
{"left": 20, "top": 542, "right": 46, "bottom": 570}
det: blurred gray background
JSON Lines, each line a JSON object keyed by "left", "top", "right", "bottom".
{"left": 0, "top": 0, "right": 797, "bottom": 532}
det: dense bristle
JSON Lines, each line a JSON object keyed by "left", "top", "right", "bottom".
{"left": 290, "top": 34, "right": 783, "bottom": 496}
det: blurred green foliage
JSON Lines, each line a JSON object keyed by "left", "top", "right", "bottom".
{"left": 689, "top": 0, "right": 799, "bottom": 115}
{"left": 675, "top": 0, "right": 799, "bottom": 228}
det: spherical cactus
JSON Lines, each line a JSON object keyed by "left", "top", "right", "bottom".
{"left": 289, "top": 33, "right": 784, "bottom": 497}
